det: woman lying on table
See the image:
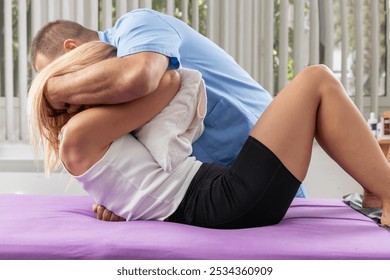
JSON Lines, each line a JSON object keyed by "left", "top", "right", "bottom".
{"left": 29, "top": 41, "right": 390, "bottom": 229}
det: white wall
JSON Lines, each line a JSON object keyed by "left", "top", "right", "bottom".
{"left": 303, "top": 142, "right": 362, "bottom": 198}
{"left": 0, "top": 143, "right": 85, "bottom": 195}
{"left": 0, "top": 172, "right": 85, "bottom": 195}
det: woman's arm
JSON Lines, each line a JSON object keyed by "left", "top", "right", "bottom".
{"left": 60, "top": 70, "right": 180, "bottom": 176}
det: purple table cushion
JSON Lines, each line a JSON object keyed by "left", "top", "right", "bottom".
{"left": 0, "top": 194, "right": 389, "bottom": 259}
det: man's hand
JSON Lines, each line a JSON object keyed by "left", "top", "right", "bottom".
{"left": 92, "top": 204, "right": 126, "bottom": 222}
{"left": 45, "top": 77, "right": 86, "bottom": 113}
{"left": 45, "top": 76, "right": 67, "bottom": 110}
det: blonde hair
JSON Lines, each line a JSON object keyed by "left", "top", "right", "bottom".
{"left": 28, "top": 41, "right": 117, "bottom": 175}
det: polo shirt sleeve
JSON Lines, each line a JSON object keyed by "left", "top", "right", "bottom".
{"left": 112, "top": 9, "right": 181, "bottom": 69}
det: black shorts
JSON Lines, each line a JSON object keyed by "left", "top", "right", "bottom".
{"left": 169, "top": 136, "right": 301, "bottom": 229}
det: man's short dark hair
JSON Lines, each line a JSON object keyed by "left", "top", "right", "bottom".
{"left": 30, "top": 20, "right": 96, "bottom": 71}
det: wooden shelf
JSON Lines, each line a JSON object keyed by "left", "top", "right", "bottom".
{"left": 379, "top": 139, "right": 390, "bottom": 144}
{"left": 379, "top": 139, "right": 390, "bottom": 161}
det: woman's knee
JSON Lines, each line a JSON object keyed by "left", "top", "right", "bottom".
{"left": 299, "top": 64, "right": 335, "bottom": 82}
{"left": 297, "top": 64, "right": 342, "bottom": 97}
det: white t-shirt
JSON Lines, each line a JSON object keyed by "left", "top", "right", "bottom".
{"left": 66, "top": 68, "right": 206, "bottom": 221}
{"left": 73, "top": 134, "right": 202, "bottom": 221}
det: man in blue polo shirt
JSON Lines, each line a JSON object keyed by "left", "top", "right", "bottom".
{"left": 32, "top": 9, "right": 306, "bottom": 207}
{"left": 111, "top": 9, "right": 277, "bottom": 165}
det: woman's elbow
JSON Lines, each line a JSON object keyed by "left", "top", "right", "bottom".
{"left": 161, "top": 70, "right": 181, "bottom": 93}
{"left": 119, "top": 66, "right": 159, "bottom": 99}
{"left": 127, "top": 67, "right": 180, "bottom": 98}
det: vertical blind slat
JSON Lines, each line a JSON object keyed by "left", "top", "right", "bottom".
{"left": 61, "top": 0, "right": 71, "bottom": 20}
{"left": 251, "top": 0, "right": 260, "bottom": 84}
{"left": 340, "top": 0, "right": 348, "bottom": 88}
{"left": 278, "top": 0, "right": 289, "bottom": 91}
{"left": 18, "top": 0, "right": 28, "bottom": 141}
{"left": 128, "top": 0, "right": 140, "bottom": 11}
{"left": 258, "top": 0, "right": 265, "bottom": 86}
{"left": 166, "top": 0, "right": 175, "bottom": 16}
{"left": 181, "top": 0, "right": 189, "bottom": 23}
{"left": 387, "top": 0, "right": 390, "bottom": 106}
{"left": 31, "top": 0, "right": 42, "bottom": 41}
{"left": 47, "top": 0, "right": 56, "bottom": 21}
{"left": 4, "top": 0, "right": 14, "bottom": 141}
{"left": 76, "top": 0, "right": 85, "bottom": 24}
{"left": 191, "top": 0, "right": 199, "bottom": 31}
{"left": 116, "top": 0, "right": 127, "bottom": 18}
{"left": 102, "top": 0, "right": 113, "bottom": 29}
{"left": 354, "top": 0, "right": 364, "bottom": 112}
{"left": 371, "top": 0, "right": 379, "bottom": 115}
{"left": 263, "top": 0, "right": 274, "bottom": 95}
{"left": 242, "top": 0, "right": 252, "bottom": 75}
{"left": 228, "top": 0, "right": 236, "bottom": 59}
{"left": 309, "top": 0, "right": 319, "bottom": 65}
{"left": 142, "top": 0, "right": 152, "bottom": 9}
{"left": 236, "top": 0, "right": 244, "bottom": 67}
{"left": 293, "top": 0, "right": 305, "bottom": 75}
{"left": 323, "top": 0, "right": 334, "bottom": 68}
{"left": 206, "top": 0, "right": 215, "bottom": 41}
{"left": 220, "top": 0, "right": 229, "bottom": 52}
{"left": 88, "top": 0, "right": 99, "bottom": 30}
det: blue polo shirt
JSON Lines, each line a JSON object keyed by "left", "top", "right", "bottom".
{"left": 98, "top": 9, "right": 306, "bottom": 197}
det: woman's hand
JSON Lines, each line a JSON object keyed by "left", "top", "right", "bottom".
{"left": 92, "top": 204, "right": 126, "bottom": 222}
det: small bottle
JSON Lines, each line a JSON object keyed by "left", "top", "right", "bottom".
{"left": 367, "top": 112, "right": 378, "bottom": 138}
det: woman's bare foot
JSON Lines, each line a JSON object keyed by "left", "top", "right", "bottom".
{"left": 92, "top": 204, "right": 126, "bottom": 222}
{"left": 380, "top": 203, "right": 390, "bottom": 227}
{"left": 381, "top": 213, "right": 390, "bottom": 227}
{"left": 362, "top": 189, "right": 383, "bottom": 208}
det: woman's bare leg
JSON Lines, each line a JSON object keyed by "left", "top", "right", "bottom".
{"left": 250, "top": 65, "right": 390, "bottom": 226}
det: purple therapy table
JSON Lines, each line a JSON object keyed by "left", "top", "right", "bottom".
{"left": 0, "top": 194, "right": 389, "bottom": 259}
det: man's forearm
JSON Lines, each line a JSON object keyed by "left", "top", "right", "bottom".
{"left": 47, "top": 58, "right": 144, "bottom": 106}
{"left": 46, "top": 52, "right": 169, "bottom": 109}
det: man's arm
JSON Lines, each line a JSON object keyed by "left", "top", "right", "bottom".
{"left": 46, "top": 52, "right": 169, "bottom": 110}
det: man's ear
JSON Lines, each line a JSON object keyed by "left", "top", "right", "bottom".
{"left": 63, "top": 39, "right": 79, "bottom": 52}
